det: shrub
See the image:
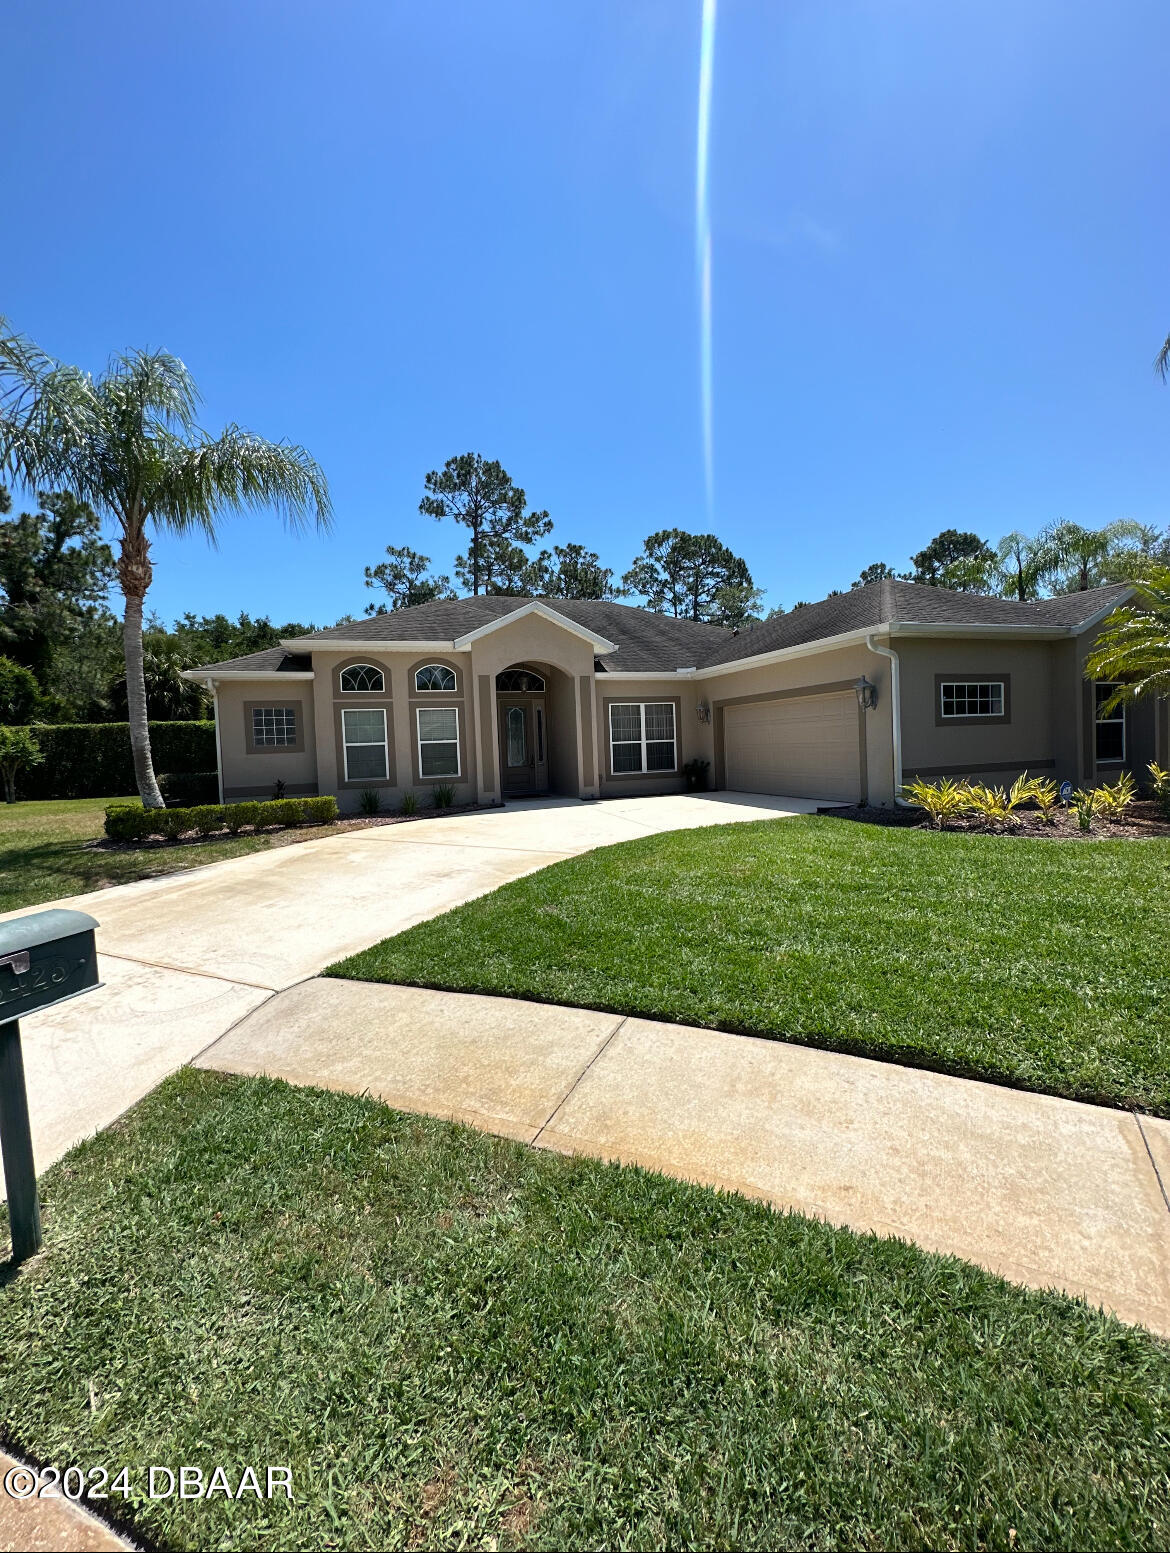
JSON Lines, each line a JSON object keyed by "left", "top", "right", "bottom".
{"left": 964, "top": 784, "right": 1018, "bottom": 830}
{"left": 273, "top": 777, "right": 287, "bottom": 800}
{"left": 104, "top": 803, "right": 148, "bottom": 842}
{"left": 0, "top": 656, "right": 42, "bottom": 725}
{"left": 224, "top": 801, "right": 260, "bottom": 834}
{"left": 188, "top": 804, "right": 227, "bottom": 838}
{"left": 432, "top": 784, "right": 455, "bottom": 809}
{"left": 400, "top": 792, "right": 417, "bottom": 817}
{"left": 901, "top": 776, "right": 969, "bottom": 828}
{"left": 5, "top": 722, "right": 215, "bottom": 801}
{"left": 359, "top": 788, "right": 382, "bottom": 814}
{"left": 159, "top": 771, "right": 218, "bottom": 808}
{"left": 0, "top": 726, "right": 44, "bottom": 804}
{"left": 1096, "top": 771, "right": 1137, "bottom": 823}
{"left": 302, "top": 795, "right": 338, "bottom": 826}
{"left": 1070, "top": 788, "right": 1097, "bottom": 833}
{"left": 1147, "top": 761, "right": 1170, "bottom": 818}
{"left": 1018, "top": 775, "right": 1059, "bottom": 823}
{"left": 156, "top": 808, "right": 190, "bottom": 841}
{"left": 278, "top": 798, "right": 305, "bottom": 827}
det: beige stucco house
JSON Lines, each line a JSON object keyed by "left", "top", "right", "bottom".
{"left": 184, "top": 579, "right": 1168, "bottom": 812}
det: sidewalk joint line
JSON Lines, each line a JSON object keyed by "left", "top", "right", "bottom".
{"left": 1134, "top": 1111, "right": 1170, "bottom": 1215}
{"left": 98, "top": 951, "right": 279, "bottom": 993}
{"left": 531, "top": 1015, "right": 630, "bottom": 1147}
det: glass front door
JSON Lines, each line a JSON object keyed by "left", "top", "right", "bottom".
{"left": 497, "top": 697, "right": 549, "bottom": 795}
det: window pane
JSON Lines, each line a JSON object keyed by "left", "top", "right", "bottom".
{"left": 646, "top": 740, "right": 675, "bottom": 771}
{"left": 644, "top": 703, "right": 675, "bottom": 741}
{"left": 612, "top": 742, "right": 643, "bottom": 774}
{"left": 252, "top": 706, "right": 296, "bottom": 746}
{"left": 610, "top": 704, "right": 642, "bottom": 741}
{"left": 415, "top": 664, "right": 456, "bottom": 692}
{"left": 421, "top": 742, "right": 459, "bottom": 777}
{"left": 346, "top": 743, "right": 388, "bottom": 780}
{"left": 506, "top": 706, "right": 527, "bottom": 766}
{"left": 1095, "top": 684, "right": 1124, "bottom": 722}
{"left": 340, "top": 664, "right": 384, "bottom": 693}
{"left": 343, "top": 708, "right": 385, "bottom": 744}
{"left": 418, "top": 707, "right": 458, "bottom": 742}
{"left": 1096, "top": 723, "right": 1124, "bottom": 761}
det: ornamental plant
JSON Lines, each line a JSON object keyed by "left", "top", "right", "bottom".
{"left": 0, "top": 724, "right": 43, "bottom": 803}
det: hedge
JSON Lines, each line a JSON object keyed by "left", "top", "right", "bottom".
{"left": 13, "top": 722, "right": 216, "bottom": 800}
{"left": 104, "top": 795, "right": 337, "bottom": 844}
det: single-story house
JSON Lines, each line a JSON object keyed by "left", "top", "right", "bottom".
{"left": 184, "top": 578, "right": 1168, "bottom": 811}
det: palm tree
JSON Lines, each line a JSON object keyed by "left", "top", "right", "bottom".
{"left": 1084, "top": 569, "right": 1170, "bottom": 706}
{"left": 991, "top": 530, "right": 1048, "bottom": 601}
{"left": 0, "top": 323, "right": 330, "bottom": 807}
{"left": 1038, "top": 518, "right": 1145, "bottom": 593}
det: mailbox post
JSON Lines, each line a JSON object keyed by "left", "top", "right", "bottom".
{"left": 0, "top": 909, "right": 99, "bottom": 1263}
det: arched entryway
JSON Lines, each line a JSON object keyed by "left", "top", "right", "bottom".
{"left": 495, "top": 664, "right": 549, "bottom": 796}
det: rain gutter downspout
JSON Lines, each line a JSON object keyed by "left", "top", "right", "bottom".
{"left": 206, "top": 678, "right": 224, "bottom": 804}
{"left": 865, "top": 633, "right": 913, "bottom": 806}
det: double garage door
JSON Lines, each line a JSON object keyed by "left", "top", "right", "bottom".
{"left": 723, "top": 692, "right": 861, "bottom": 803}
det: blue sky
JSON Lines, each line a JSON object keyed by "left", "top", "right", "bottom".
{"left": 4, "top": 0, "right": 1168, "bottom": 624}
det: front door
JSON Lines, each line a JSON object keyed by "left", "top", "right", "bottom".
{"left": 498, "top": 698, "right": 549, "bottom": 796}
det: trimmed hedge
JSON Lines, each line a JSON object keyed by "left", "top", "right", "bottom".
{"left": 104, "top": 794, "right": 337, "bottom": 844}
{"left": 16, "top": 723, "right": 216, "bottom": 800}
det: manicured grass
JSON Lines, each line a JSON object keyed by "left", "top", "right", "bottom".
{"left": 1, "top": 1070, "right": 1167, "bottom": 1550}
{"left": 329, "top": 814, "right": 1170, "bottom": 1116}
{"left": 1, "top": 796, "right": 277, "bottom": 912}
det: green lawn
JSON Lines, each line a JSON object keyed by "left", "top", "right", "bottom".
{"left": 1, "top": 796, "right": 279, "bottom": 912}
{"left": 1, "top": 1069, "right": 1167, "bottom": 1551}
{"left": 329, "top": 814, "right": 1170, "bottom": 1116}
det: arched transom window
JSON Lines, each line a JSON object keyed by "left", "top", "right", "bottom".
{"left": 340, "top": 663, "right": 385, "bottom": 693}
{"left": 496, "top": 668, "right": 545, "bottom": 693}
{"left": 414, "top": 663, "right": 457, "bottom": 692}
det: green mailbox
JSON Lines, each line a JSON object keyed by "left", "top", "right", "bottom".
{"left": 0, "top": 908, "right": 100, "bottom": 1263}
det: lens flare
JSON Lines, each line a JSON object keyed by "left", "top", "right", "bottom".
{"left": 696, "top": 0, "right": 717, "bottom": 518}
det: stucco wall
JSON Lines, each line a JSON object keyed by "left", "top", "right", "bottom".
{"left": 215, "top": 678, "right": 318, "bottom": 801}
{"left": 595, "top": 676, "right": 701, "bottom": 797}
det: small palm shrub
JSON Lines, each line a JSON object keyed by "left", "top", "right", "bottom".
{"left": 964, "top": 783, "right": 1018, "bottom": 830}
{"left": 224, "top": 801, "right": 260, "bottom": 834}
{"left": 1148, "top": 761, "right": 1170, "bottom": 818}
{"left": 359, "top": 788, "right": 382, "bottom": 815}
{"left": 401, "top": 792, "right": 418, "bottom": 816}
{"left": 1095, "top": 771, "right": 1137, "bottom": 823}
{"left": 1070, "top": 787, "right": 1097, "bottom": 833}
{"left": 432, "top": 784, "right": 455, "bottom": 809}
{"left": 901, "top": 776, "right": 970, "bottom": 828}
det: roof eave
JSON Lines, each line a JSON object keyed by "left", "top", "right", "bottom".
{"left": 451, "top": 601, "right": 619, "bottom": 654}
{"left": 181, "top": 669, "right": 316, "bottom": 682}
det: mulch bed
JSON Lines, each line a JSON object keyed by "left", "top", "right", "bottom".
{"left": 827, "top": 798, "right": 1170, "bottom": 841}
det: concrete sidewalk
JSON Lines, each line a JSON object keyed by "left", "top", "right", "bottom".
{"left": 197, "top": 978, "right": 1170, "bottom": 1337}
{"left": 3, "top": 793, "right": 814, "bottom": 1178}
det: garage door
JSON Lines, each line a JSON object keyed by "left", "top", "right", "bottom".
{"left": 723, "top": 693, "right": 861, "bottom": 802}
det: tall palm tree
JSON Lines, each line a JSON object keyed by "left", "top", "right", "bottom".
{"left": 1084, "top": 569, "right": 1170, "bottom": 706}
{"left": 1038, "top": 518, "right": 1145, "bottom": 593}
{"left": 991, "top": 530, "right": 1048, "bottom": 601}
{"left": 0, "top": 323, "right": 330, "bottom": 806}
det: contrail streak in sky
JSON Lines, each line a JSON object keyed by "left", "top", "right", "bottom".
{"left": 696, "top": 0, "right": 717, "bottom": 519}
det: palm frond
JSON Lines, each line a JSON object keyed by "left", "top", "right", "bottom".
{"left": 152, "top": 425, "right": 332, "bottom": 535}
{"left": 1156, "top": 332, "right": 1170, "bottom": 381}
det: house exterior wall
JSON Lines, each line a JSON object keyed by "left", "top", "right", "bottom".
{"left": 215, "top": 679, "right": 318, "bottom": 801}
{"left": 594, "top": 677, "right": 702, "bottom": 796}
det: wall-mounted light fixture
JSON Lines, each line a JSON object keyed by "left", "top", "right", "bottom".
{"left": 696, "top": 698, "right": 711, "bottom": 724}
{"left": 853, "top": 676, "right": 877, "bottom": 711}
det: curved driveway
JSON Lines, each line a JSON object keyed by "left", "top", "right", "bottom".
{"left": 4, "top": 793, "right": 814, "bottom": 1173}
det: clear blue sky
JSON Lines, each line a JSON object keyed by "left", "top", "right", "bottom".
{"left": 5, "top": 0, "right": 1168, "bottom": 624}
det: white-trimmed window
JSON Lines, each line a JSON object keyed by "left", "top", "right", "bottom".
{"left": 939, "top": 681, "right": 1004, "bottom": 719}
{"left": 252, "top": 705, "right": 297, "bottom": 747}
{"left": 417, "top": 706, "right": 460, "bottom": 777}
{"left": 609, "top": 702, "right": 676, "bottom": 774}
{"left": 1094, "top": 683, "right": 1126, "bottom": 763}
{"left": 414, "top": 663, "right": 456, "bottom": 692}
{"left": 340, "top": 663, "right": 385, "bottom": 693}
{"left": 496, "top": 668, "right": 545, "bottom": 692}
{"left": 342, "top": 707, "right": 388, "bottom": 781}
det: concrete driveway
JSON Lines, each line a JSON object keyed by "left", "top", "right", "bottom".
{"left": 4, "top": 792, "right": 816, "bottom": 1175}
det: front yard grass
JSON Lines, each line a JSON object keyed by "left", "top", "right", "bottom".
{"left": 2, "top": 1068, "right": 1167, "bottom": 1550}
{"left": 329, "top": 814, "right": 1170, "bottom": 1116}
{"left": 1, "top": 796, "right": 291, "bottom": 912}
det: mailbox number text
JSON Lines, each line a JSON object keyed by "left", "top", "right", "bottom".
{"left": 0, "top": 955, "right": 77, "bottom": 1010}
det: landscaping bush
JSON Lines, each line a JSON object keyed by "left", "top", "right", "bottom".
{"left": 1147, "top": 761, "right": 1170, "bottom": 818}
{"left": 359, "top": 788, "right": 381, "bottom": 814}
{"left": 11, "top": 722, "right": 215, "bottom": 800}
{"left": 432, "top": 784, "right": 455, "bottom": 808}
{"left": 188, "top": 804, "right": 227, "bottom": 837}
{"left": 302, "top": 795, "right": 338, "bottom": 825}
{"left": 158, "top": 770, "right": 218, "bottom": 808}
{"left": 255, "top": 799, "right": 305, "bottom": 829}
{"left": 224, "top": 801, "right": 260, "bottom": 834}
{"left": 104, "top": 803, "right": 148, "bottom": 842}
{"left": 400, "top": 792, "right": 417, "bottom": 816}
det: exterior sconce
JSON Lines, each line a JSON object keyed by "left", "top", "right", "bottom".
{"left": 696, "top": 699, "right": 711, "bottom": 724}
{"left": 853, "top": 676, "right": 877, "bottom": 711}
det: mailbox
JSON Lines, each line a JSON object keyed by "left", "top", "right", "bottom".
{"left": 1, "top": 908, "right": 100, "bottom": 1265}
{"left": 0, "top": 909, "right": 99, "bottom": 1023}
